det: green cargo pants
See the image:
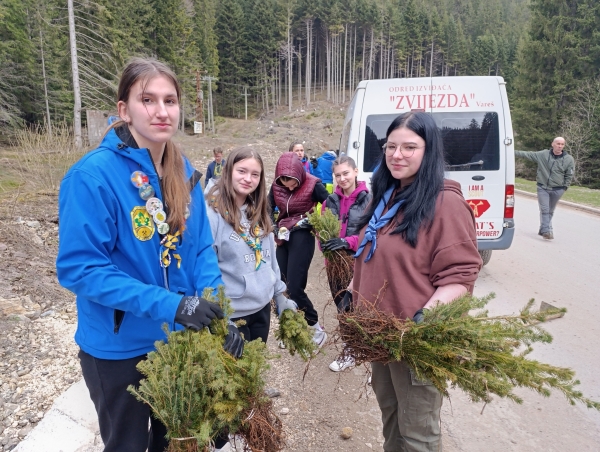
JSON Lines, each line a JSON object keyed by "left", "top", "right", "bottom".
{"left": 371, "top": 361, "right": 443, "bottom": 452}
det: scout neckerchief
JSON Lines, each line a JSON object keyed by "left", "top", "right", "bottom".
{"left": 238, "top": 224, "right": 266, "bottom": 271}
{"left": 354, "top": 186, "right": 404, "bottom": 263}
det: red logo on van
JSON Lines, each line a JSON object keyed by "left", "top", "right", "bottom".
{"left": 468, "top": 199, "right": 490, "bottom": 218}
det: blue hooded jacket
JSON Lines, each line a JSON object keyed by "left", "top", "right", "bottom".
{"left": 310, "top": 151, "right": 337, "bottom": 183}
{"left": 56, "top": 128, "right": 223, "bottom": 360}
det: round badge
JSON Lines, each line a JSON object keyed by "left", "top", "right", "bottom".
{"left": 146, "top": 197, "right": 163, "bottom": 216}
{"left": 153, "top": 210, "right": 167, "bottom": 224}
{"left": 139, "top": 184, "right": 155, "bottom": 201}
{"left": 130, "top": 171, "right": 149, "bottom": 188}
{"left": 184, "top": 206, "right": 190, "bottom": 220}
{"left": 157, "top": 222, "right": 170, "bottom": 235}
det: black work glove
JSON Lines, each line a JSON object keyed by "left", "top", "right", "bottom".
{"left": 412, "top": 308, "right": 428, "bottom": 324}
{"left": 310, "top": 156, "right": 318, "bottom": 168}
{"left": 223, "top": 321, "right": 244, "bottom": 358}
{"left": 323, "top": 237, "right": 349, "bottom": 251}
{"left": 174, "top": 296, "right": 224, "bottom": 331}
{"left": 339, "top": 290, "right": 354, "bottom": 313}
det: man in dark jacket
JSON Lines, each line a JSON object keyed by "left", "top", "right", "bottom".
{"left": 205, "top": 147, "right": 225, "bottom": 189}
{"left": 515, "top": 137, "right": 574, "bottom": 240}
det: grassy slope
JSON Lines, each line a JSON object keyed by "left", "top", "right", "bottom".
{"left": 515, "top": 178, "right": 600, "bottom": 209}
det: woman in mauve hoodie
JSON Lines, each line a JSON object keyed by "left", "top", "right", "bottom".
{"left": 268, "top": 152, "right": 329, "bottom": 347}
{"left": 350, "top": 112, "right": 482, "bottom": 452}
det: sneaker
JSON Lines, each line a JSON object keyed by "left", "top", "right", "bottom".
{"left": 329, "top": 355, "right": 355, "bottom": 372}
{"left": 542, "top": 232, "right": 553, "bottom": 240}
{"left": 278, "top": 340, "right": 286, "bottom": 349}
{"left": 310, "top": 323, "right": 328, "bottom": 348}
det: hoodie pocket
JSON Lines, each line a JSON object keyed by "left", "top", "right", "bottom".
{"left": 113, "top": 309, "right": 125, "bottom": 334}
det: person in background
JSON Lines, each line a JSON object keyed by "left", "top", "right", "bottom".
{"left": 515, "top": 137, "right": 574, "bottom": 240}
{"left": 289, "top": 141, "right": 310, "bottom": 172}
{"left": 205, "top": 147, "right": 226, "bottom": 189}
{"left": 309, "top": 150, "right": 337, "bottom": 193}
{"left": 320, "top": 155, "right": 372, "bottom": 372}
{"left": 56, "top": 58, "right": 243, "bottom": 452}
{"left": 269, "top": 153, "right": 329, "bottom": 347}
{"left": 206, "top": 147, "right": 297, "bottom": 343}
{"left": 350, "top": 112, "right": 481, "bottom": 451}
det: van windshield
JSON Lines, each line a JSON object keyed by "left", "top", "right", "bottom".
{"left": 363, "top": 112, "right": 500, "bottom": 172}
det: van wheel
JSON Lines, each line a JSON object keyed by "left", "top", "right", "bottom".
{"left": 479, "top": 250, "right": 492, "bottom": 266}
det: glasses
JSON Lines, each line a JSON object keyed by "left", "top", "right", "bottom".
{"left": 382, "top": 143, "right": 424, "bottom": 158}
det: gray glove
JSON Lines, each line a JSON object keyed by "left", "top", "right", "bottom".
{"left": 275, "top": 294, "right": 298, "bottom": 317}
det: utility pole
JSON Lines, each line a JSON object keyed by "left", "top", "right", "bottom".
{"left": 202, "top": 75, "right": 217, "bottom": 134}
{"left": 242, "top": 86, "right": 249, "bottom": 121}
{"left": 67, "top": 0, "right": 82, "bottom": 148}
{"left": 195, "top": 69, "right": 204, "bottom": 136}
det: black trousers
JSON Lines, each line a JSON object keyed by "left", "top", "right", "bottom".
{"left": 276, "top": 228, "right": 319, "bottom": 326}
{"left": 78, "top": 349, "right": 168, "bottom": 452}
{"left": 235, "top": 302, "right": 271, "bottom": 343}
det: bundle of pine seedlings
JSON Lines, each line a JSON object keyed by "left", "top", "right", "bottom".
{"left": 128, "top": 286, "right": 285, "bottom": 452}
{"left": 336, "top": 292, "right": 600, "bottom": 410}
{"left": 275, "top": 308, "right": 318, "bottom": 360}
{"left": 307, "top": 208, "right": 354, "bottom": 298}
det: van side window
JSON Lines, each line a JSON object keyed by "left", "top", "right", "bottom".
{"left": 363, "top": 112, "right": 500, "bottom": 172}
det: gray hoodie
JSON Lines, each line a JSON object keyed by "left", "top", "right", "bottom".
{"left": 206, "top": 204, "right": 287, "bottom": 318}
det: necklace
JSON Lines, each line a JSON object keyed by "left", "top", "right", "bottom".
{"left": 131, "top": 170, "right": 189, "bottom": 268}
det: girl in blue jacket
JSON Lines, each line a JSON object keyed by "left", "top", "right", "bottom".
{"left": 56, "top": 58, "right": 243, "bottom": 452}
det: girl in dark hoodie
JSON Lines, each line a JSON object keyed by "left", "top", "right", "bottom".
{"left": 320, "top": 155, "right": 372, "bottom": 371}
{"left": 268, "top": 152, "right": 329, "bottom": 347}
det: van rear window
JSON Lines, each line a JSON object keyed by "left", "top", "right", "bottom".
{"left": 363, "top": 112, "right": 500, "bottom": 172}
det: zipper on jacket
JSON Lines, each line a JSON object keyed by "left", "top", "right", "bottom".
{"left": 146, "top": 149, "right": 170, "bottom": 290}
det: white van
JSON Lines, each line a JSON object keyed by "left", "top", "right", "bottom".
{"left": 339, "top": 76, "right": 515, "bottom": 265}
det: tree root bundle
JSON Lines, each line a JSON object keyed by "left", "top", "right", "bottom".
{"left": 238, "top": 397, "right": 285, "bottom": 452}
{"left": 128, "top": 286, "right": 285, "bottom": 452}
{"left": 335, "top": 293, "right": 600, "bottom": 410}
{"left": 307, "top": 208, "right": 354, "bottom": 287}
{"left": 275, "top": 309, "right": 317, "bottom": 361}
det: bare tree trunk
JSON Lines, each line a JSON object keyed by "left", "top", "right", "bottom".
{"left": 38, "top": 22, "right": 52, "bottom": 136}
{"left": 287, "top": 14, "right": 292, "bottom": 112}
{"left": 430, "top": 39, "right": 434, "bottom": 77}
{"left": 305, "top": 19, "right": 312, "bottom": 106}
{"left": 298, "top": 41, "right": 302, "bottom": 103}
{"left": 379, "top": 28, "right": 383, "bottom": 79}
{"left": 342, "top": 24, "right": 348, "bottom": 103}
{"left": 368, "top": 29, "right": 374, "bottom": 79}
{"left": 326, "top": 28, "right": 331, "bottom": 101}
{"left": 361, "top": 28, "right": 366, "bottom": 81}
{"left": 67, "top": 0, "right": 82, "bottom": 148}
{"left": 353, "top": 25, "right": 357, "bottom": 88}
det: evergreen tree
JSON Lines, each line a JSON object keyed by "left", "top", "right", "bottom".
{"left": 512, "top": 0, "right": 600, "bottom": 150}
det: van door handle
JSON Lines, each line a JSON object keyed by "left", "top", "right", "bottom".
{"left": 472, "top": 175, "right": 485, "bottom": 181}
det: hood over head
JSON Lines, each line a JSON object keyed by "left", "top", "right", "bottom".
{"left": 274, "top": 152, "right": 306, "bottom": 187}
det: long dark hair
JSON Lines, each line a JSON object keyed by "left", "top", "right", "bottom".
{"left": 207, "top": 147, "right": 272, "bottom": 237}
{"left": 356, "top": 112, "right": 445, "bottom": 247}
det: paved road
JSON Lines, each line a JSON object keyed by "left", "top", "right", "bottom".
{"left": 442, "top": 194, "right": 600, "bottom": 451}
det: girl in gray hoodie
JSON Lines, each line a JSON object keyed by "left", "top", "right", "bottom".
{"left": 206, "top": 147, "right": 297, "bottom": 342}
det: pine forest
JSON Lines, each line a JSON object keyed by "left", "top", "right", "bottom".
{"left": 1, "top": 0, "right": 600, "bottom": 186}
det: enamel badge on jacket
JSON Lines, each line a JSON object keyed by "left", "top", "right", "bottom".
{"left": 131, "top": 206, "right": 155, "bottom": 241}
